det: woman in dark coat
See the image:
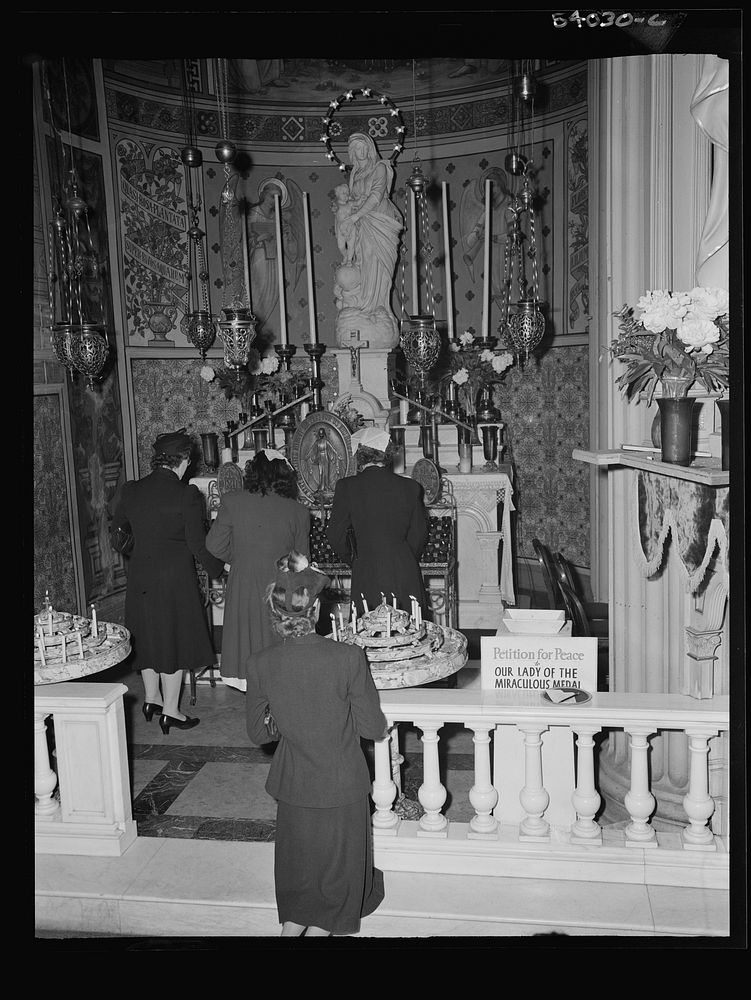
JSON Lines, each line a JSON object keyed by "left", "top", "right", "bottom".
{"left": 327, "top": 427, "right": 429, "bottom": 616}
{"left": 111, "top": 428, "right": 224, "bottom": 734}
{"left": 206, "top": 450, "right": 310, "bottom": 691}
{"left": 246, "top": 550, "right": 387, "bottom": 936}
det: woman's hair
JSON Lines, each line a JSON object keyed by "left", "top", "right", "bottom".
{"left": 244, "top": 452, "right": 299, "bottom": 498}
{"left": 355, "top": 441, "right": 394, "bottom": 472}
{"left": 151, "top": 444, "right": 192, "bottom": 471}
{"left": 265, "top": 550, "right": 320, "bottom": 638}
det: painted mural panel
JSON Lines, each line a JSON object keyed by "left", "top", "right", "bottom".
{"left": 117, "top": 138, "right": 191, "bottom": 348}
{"left": 34, "top": 393, "right": 77, "bottom": 613}
{"left": 566, "top": 117, "right": 589, "bottom": 334}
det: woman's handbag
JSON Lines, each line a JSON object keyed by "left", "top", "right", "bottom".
{"left": 111, "top": 523, "right": 134, "bottom": 557}
{"left": 263, "top": 705, "right": 280, "bottom": 741}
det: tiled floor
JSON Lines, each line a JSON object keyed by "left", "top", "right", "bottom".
{"left": 36, "top": 654, "right": 731, "bottom": 941}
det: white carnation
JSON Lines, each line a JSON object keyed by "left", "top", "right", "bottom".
{"left": 452, "top": 368, "right": 470, "bottom": 385}
{"left": 199, "top": 365, "right": 215, "bottom": 382}
{"left": 460, "top": 331, "right": 474, "bottom": 346}
{"left": 480, "top": 349, "right": 494, "bottom": 363}
{"left": 491, "top": 352, "right": 514, "bottom": 374}
{"left": 261, "top": 355, "right": 280, "bottom": 374}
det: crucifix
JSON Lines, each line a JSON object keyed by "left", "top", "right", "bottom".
{"left": 346, "top": 329, "right": 369, "bottom": 390}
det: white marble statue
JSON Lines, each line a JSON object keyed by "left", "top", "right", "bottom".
{"left": 333, "top": 132, "right": 404, "bottom": 350}
{"left": 690, "top": 55, "right": 729, "bottom": 289}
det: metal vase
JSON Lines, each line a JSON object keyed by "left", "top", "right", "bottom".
{"left": 656, "top": 397, "right": 696, "bottom": 465}
{"left": 716, "top": 398, "right": 730, "bottom": 471}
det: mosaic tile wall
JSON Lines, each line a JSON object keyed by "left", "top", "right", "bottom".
{"left": 131, "top": 355, "right": 339, "bottom": 478}
{"left": 34, "top": 394, "right": 78, "bottom": 612}
{"left": 497, "top": 345, "right": 590, "bottom": 566}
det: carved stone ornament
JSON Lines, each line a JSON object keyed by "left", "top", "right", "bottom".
{"left": 289, "top": 410, "right": 357, "bottom": 504}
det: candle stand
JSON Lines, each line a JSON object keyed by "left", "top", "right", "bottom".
{"left": 304, "top": 342, "right": 327, "bottom": 412}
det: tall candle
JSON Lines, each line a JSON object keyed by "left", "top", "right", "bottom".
{"left": 386, "top": 610, "right": 391, "bottom": 638}
{"left": 361, "top": 594, "right": 369, "bottom": 613}
{"left": 273, "top": 193, "right": 288, "bottom": 346}
{"left": 442, "top": 182, "right": 455, "bottom": 340}
{"left": 409, "top": 595, "right": 417, "bottom": 623}
{"left": 91, "top": 604, "right": 97, "bottom": 638}
{"left": 330, "top": 613, "right": 338, "bottom": 640}
{"left": 399, "top": 399, "right": 409, "bottom": 424}
{"left": 339, "top": 609, "right": 344, "bottom": 632}
{"left": 351, "top": 601, "right": 358, "bottom": 634}
{"left": 241, "top": 204, "right": 253, "bottom": 313}
{"left": 48, "top": 611, "right": 53, "bottom": 636}
{"left": 410, "top": 189, "right": 419, "bottom": 312}
{"left": 302, "top": 192, "right": 318, "bottom": 344}
{"left": 391, "top": 592, "right": 397, "bottom": 609}
{"left": 299, "top": 401, "right": 309, "bottom": 421}
{"left": 482, "top": 180, "right": 490, "bottom": 340}
{"left": 481, "top": 179, "right": 491, "bottom": 339}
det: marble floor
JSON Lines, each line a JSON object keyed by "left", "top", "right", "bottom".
{"left": 35, "top": 646, "right": 732, "bottom": 943}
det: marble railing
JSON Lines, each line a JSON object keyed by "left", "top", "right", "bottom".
{"left": 372, "top": 688, "right": 729, "bottom": 889}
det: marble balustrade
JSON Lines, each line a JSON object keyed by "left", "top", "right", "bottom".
{"left": 372, "top": 688, "right": 729, "bottom": 889}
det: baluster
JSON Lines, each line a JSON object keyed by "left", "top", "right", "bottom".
{"left": 417, "top": 721, "right": 448, "bottom": 836}
{"left": 34, "top": 711, "right": 59, "bottom": 817}
{"left": 468, "top": 724, "right": 498, "bottom": 838}
{"left": 371, "top": 727, "right": 399, "bottom": 834}
{"left": 681, "top": 728, "right": 718, "bottom": 850}
{"left": 624, "top": 727, "right": 657, "bottom": 847}
{"left": 570, "top": 725, "right": 602, "bottom": 845}
{"left": 518, "top": 725, "right": 550, "bottom": 841}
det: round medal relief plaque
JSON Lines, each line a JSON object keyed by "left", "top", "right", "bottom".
{"left": 411, "top": 457, "right": 442, "bottom": 504}
{"left": 290, "top": 411, "right": 357, "bottom": 504}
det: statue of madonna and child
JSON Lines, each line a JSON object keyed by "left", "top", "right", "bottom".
{"left": 332, "top": 132, "right": 404, "bottom": 350}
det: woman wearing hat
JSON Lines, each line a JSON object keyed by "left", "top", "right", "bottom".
{"left": 326, "top": 427, "right": 429, "bottom": 616}
{"left": 111, "top": 429, "right": 224, "bottom": 733}
{"left": 206, "top": 450, "right": 310, "bottom": 691}
{"left": 246, "top": 550, "right": 387, "bottom": 936}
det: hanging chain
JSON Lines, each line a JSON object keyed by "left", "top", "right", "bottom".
{"left": 419, "top": 191, "right": 435, "bottom": 318}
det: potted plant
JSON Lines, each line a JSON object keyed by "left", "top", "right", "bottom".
{"left": 608, "top": 287, "right": 729, "bottom": 465}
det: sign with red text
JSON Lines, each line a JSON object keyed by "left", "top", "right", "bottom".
{"left": 480, "top": 636, "right": 598, "bottom": 694}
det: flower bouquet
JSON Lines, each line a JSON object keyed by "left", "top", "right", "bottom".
{"left": 608, "top": 287, "right": 729, "bottom": 405}
{"left": 201, "top": 353, "right": 309, "bottom": 410}
{"left": 442, "top": 331, "right": 515, "bottom": 419}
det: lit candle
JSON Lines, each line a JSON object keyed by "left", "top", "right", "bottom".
{"left": 330, "top": 612, "right": 338, "bottom": 640}
{"left": 339, "top": 609, "right": 345, "bottom": 632}
{"left": 380, "top": 592, "right": 386, "bottom": 605}
{"left": 416, "top": 604, "right": 422, "bottom": 627}
{"left": 273, "top": 193, "right": 288, "bottom": 346}
{"left": 482, "top": 178, "right": 491, "bottom": 339}
{"left": 351, "top": 601, "right": 358, "bottom": 633}
{"left": 391, "top": 592, "right": 397, "bottom": 609}
{"left": 76, "top": 630, "right": 84, "bottom": 658}
{"left": 386, "top": 610, "right": 391, "bottom": 638}
{"left": 409, "top": 595, "right": 417, "bottom": 623}
{"left": 37, "top": 635, "right": 46, "bottom": 666}
{"left": 361, "top": 594, "right": 369, "bottom": 613}
{"left": 410, "top": 188, "right": 419, "bottom": 312}
{"left": 91, "top": 604, "right": 98, "bottom": 637}
{"left": 442, "top": 181, "right": 455, "bottom": 340}
{"left": 48, "top": 611, "right": 53, "bottom": 636}
{"left": 302, "top": 192, "right": 318, "bottom": 344}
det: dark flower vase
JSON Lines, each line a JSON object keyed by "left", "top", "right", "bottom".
{"left": 655, "top": 397, "right": 696, "bottom": 465}
{"left": 716, "top": 398, "right": 730, "bottom": 471}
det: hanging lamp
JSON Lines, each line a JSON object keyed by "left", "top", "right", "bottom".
{"left": 180, "top": 60, "right": 216, "bottom": 361}
{"left": 43, "top": 59, "right": 110, "bottom": 390}
{"left": 501, "top": 60, "right": 546, "bottom": 362}
{"left": 212, "top": 57, "right": 257, "bottom": 377}
{"left": 399, "top": 61, "right": 441, "bottom": 397}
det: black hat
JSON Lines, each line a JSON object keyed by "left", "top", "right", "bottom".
{"left": 152, "top": 428, "right": 192, "bottom": 455}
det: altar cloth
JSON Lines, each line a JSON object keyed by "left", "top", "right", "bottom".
{"left": 634, "top": 471, "right": 729, "bottom": 592}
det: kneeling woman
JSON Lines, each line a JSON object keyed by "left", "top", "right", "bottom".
{"left": 245, "top": 550, "right": 387, "bottom": 937}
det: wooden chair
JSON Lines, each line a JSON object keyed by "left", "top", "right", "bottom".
{"left": 557, "top": 575, "right": 610, "bottom": 691}
{"left": 531, "top": 537, "right": 564, "bottom": 611}
{"left": 553, "top": 551, "right": 608, "bottom": 637}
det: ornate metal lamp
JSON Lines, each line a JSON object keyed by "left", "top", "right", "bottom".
{"left": 501, "top": 62, "right": 546, "bottom": 362}
{"left": 181, "top": 60, "right": 216, "bottom": 361}
{"left": 43, "top": 60, "right": 110, "bottom": 390}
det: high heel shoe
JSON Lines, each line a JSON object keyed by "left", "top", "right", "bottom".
{"left": 159, "top": 714, "right": 200, "bottom": 735}
{"left": 142, "top": 702, "right": 163, "bottom": 722}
